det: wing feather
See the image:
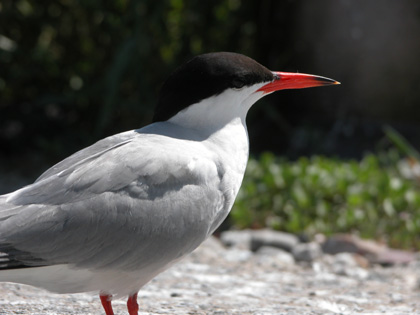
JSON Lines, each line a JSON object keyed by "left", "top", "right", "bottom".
{"left": 0, "top": 130, "right": 227, "bottom": 272}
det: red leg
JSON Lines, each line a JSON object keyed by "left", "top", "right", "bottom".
{"left": 100, "top": 294, "right": 114, "bottom": 315}
{"left": 127, "top": 292, "right": 139, "bottom": 315}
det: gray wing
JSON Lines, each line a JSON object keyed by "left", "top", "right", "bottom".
{"left": 0, "top": 131, "right": 227, "bottom": 272}
{"left": 36, "top": 130, "right": 136, "bottom": 182}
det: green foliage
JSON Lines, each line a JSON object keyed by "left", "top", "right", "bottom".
{"left": 0, "top": 0, "right": 263, "bottom": 159}
{"left": 231, "top": 150, "right": 420, "bottom": 249}
{"left": 384, "top": 125, "right": 420, "bottom": 161}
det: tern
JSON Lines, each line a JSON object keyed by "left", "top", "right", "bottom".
{"left": 0, "top": 52, "right": 339, "bottom": 314}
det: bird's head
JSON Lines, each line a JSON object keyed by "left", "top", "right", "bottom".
{"left": 153, "top": 52, "right": 339, "bottom": 129}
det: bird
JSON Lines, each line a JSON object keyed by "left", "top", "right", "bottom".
{"left": 0, "top": 52, "right": 339, "bottom": 314}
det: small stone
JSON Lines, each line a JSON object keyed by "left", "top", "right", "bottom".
{"left": 250, "top": 229, "right": 300, "bottom": 252}
{"left": 322, "top": 234, "right": 416, "bottom": 266}
{"left": 374, "top": 249, "right": 416, "bottom": 265}
{"left": 334, "top": 252, "right": 359, "bottom": 267}
{"left": 255, "top": 246, "right": 295, "bottom": 267}
{"left": 390, "top": 293, "right": 404, "bottom": 303}
{"left": 292, "top": 242, "right": 322, "bottom": 262}
{"left": 220, "top": 230, "right": 252, "bottom": 249}
{"left": 224, "top": 248, "right": 253, "bottom": 262}
{"left": 190, "top": 236, "right": 227, "bottom": 263}
{"left": 322, "top": 234, "right": 384, "bottom": 256}
{"left": 332, "top": 253, "right": 369, "bottom": 280}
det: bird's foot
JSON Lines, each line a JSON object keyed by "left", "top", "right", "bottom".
{"left": 100, "top": 294, "right": 114, "bottom": 315}
{"left": 127, "top": 292, "right": 139, "bottom": 315}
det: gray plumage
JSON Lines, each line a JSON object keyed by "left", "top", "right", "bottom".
{"left": 0, "top": 125, "right": 233, "bottom": 273}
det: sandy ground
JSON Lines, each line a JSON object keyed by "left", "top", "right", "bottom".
{"left": 0, "top": 236, "right": 419, "bottom": 315}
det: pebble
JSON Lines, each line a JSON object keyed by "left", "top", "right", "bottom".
{"left": 292, "top": 242, "right": 322, "bottom": 262}
{"left": 219, "top": 229, "right": 252, "bottom": 249}
{"left": 255, "top": 246, "right": 295, "bottom": 267}
{"left": 321, "top": 234, "right": 416, "bottom": 265}
{"left": 250, "top": 229, "right": 300, "bottom": 252}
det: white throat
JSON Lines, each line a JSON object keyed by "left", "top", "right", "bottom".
{"left": 164, "top": 84, "right": 268, "bottom": 203}
{"left": 167, "top": 84, "right": 266, "bottom": 133}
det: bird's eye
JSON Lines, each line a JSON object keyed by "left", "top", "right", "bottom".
{"left": 231, "top": 78, "right": 246, "bottom": 89}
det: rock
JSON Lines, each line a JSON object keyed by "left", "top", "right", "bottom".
{"left": 220, "top": 229, "right": 300, "bottom": 253}
{"left": 322, "top": 234, "right": 371, "bottom": 255}
{"left": 373, "top": 248, "right": 416, "bottom": 265}
{"left": 331, "top": 253, "right": 369, "bottom": 280}
{"left": 255, "top": 246, "right": 295, "bottom": 267}
{"left": 334, "top": 252, "right": 369, "bottom": 268}
{"left": 292, "top": 242, "right": 322, "bottom": 262}
{"left": 189, "top": 236, "right": 227, "bottom": 263}
{"left": 224, "top": 248, "right": 253, "bottom": 263}
{"left": 390, "top": 293, "right": 404, "bottom": 303}
{"left": 322, "top": 234, "right": 386, "bottom": 256}
{"left": 322, "top": 234, "right": 416, "bottom": 265}
{"left": 351, "top": 252, "right": 370, "bottom": 269}
{"left": 249, "top": 229, "right": 299, "bottom": 252}
{"left": 220, "top": 230, "right": 252, "bottom": 249}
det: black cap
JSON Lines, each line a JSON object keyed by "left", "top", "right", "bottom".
{"left": 153, "top": 52, "right": 274, "bottom": 122}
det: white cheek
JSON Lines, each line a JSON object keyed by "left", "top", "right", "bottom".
{"left": 168, "top": 84, "right": 269, "bottom": 131}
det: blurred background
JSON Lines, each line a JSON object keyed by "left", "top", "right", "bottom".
{"left": 1, "top": 0, "right": 420, "bottom": 248}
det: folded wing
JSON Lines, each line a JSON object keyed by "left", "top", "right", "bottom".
{"left": 0, "top": 130, "right": 226, "bottom": 272}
